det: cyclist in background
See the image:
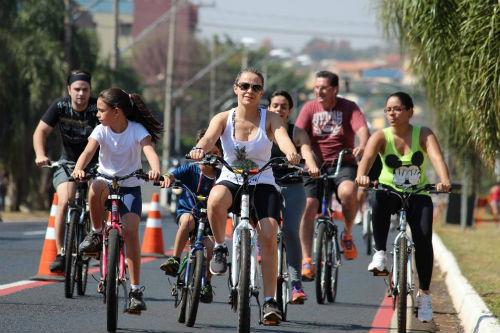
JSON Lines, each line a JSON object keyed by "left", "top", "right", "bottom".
{"left": 72, "top": 88, "right": 162, "bottom": 313}
{"left": 33, "top": 70, "right": 98, "bottom": 273}
{"left": 268, "top": 90, "right": 319, "bottom": 304}
{"left": 294, "top": 70, "right": 369, "bottom": 281}
{"left": 159, "top": 128, "right": 222, "bottom": 304}
{"left": 355, "top": 91, "right": 451, "bottom": 322}
{"left": 189, "top": 68, "right": 301, "bottom": 325}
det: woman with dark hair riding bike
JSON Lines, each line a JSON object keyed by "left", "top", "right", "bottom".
{"left": 355, "top": 91, "right": 451, "bottom": 323}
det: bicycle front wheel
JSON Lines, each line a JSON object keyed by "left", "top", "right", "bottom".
{"left": 396, "top": 236, "right": 408, "bottom": 333}
{"left": 106, "top": 229, "right": 120, "bottom": 333}
{"left": 314, "top": 222, "right": 331, "bottom": 304}
{"left": 365, "top": 209, "right": 373, "bottom": 255}
{"left": 276, "top": 243, "right": 288, "bottom": 321}
{"left": 237, "top": 229, "right": 251, "bottom": 333}
{"left": 327, "top": 232, "right": 340, "bottom": 303}
{"left": 186, "top": 250, "right": 204, "bottom": 327}
{"left": 64, "top": 210, "right": 79, "bottom": 298}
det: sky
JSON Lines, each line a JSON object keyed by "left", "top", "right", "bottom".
{"left": 76, "top": 0, "right": 386, "bottom": 52}
{"left": 196, "top": 0, "right": 386, "bottom": 52}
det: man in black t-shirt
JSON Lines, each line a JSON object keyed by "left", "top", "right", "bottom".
{"left": 33, "top": 70, "right": 99, "bottom": 272}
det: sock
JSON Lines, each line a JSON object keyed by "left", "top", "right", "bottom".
{"left": 264, "top": 296, "right": 274, "bottom": 303}
{"left": 91, "top": 227, "right": 101, "bottom": 233}
{"left": 291, "top": 280, "right": 302, "bottom": 290}
{"left": 214, "top": 242, "right": 226, "bottom": 249}
{"left": 131, "top": 284, "right": 142, "bottom": 291}
{"left": 172, "top": 256, "right": 180, "bottom": 262}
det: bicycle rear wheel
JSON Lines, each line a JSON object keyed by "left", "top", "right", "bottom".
{"left": 77, "top": 213, "right": 91, "bottom": 295}
{"left": 396, "top": 236, "right": 408, "bottom": 333}
{"left": 106, "top": 229, "right": 120, "bottom": 333}
{"left": 314, "top": 222, "right": 331, "bottom": 304}
{"left": 237, "top": 229, "right": 251, "bottom": 333}
{"left": 364, "top": 209, "right": 373, "bottom": 255}
{"left": 186, "top": 250, "right": 204, "bottom": 327}
{"left": 276, "top": 243, "right": 288, "bottom": 321}
{"left": 64, "top": 210, "right": 79, "bottom": 298}
{"left": 327, "top": 231, "right": 340, "bottom": 303}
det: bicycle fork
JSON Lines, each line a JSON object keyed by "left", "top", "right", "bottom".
{"left": 392, "top": 211, "right": 414, "bottom": 298}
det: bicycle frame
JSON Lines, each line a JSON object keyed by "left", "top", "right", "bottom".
{"left": 392, "top": 207, "right": 414, "bottom": 299}
{"left": 230, "top": 175, "right": 260, "bottom": 300}
{"left": 101, "top": 180, "right": 128, "bottom": 307}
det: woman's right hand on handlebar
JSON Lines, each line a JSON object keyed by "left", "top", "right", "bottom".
{"left": 355, "top": 175, "right": 371, "bottom": 188}
{"left": 35, "top": 156, "right": 50, "bottom": 167}
{"left": 71, "top": 169, "right": 86, "bottom": 180}
{"left": 189, "top": 147, "right": 205, "bottom": 160}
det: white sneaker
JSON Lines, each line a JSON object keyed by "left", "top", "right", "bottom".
{"left": 354, "top": 211, "right": 362, "bottom": 225}
{"left": 367, "top": 250, "right": 387, "bottom": 272}
{"left": 417, "top": 293, "right": 433, "bottom": 322}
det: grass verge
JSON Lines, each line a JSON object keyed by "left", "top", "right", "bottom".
{"left": 434, "top": 221, "right": 500, "bottom": 318}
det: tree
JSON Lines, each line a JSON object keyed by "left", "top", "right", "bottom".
{"left": 378, "top": 0, "right": 500, "bottom": 167}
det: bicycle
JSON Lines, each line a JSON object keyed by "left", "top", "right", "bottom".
{"left": 89, "top": 169, "right": 158, "bottom": 333}
{"left": 197, "top": 154, "right": 296, "bottom": 331}
{"left": 43, "top": 160, "right": 92, "bottom": 298}
{"left": 313, "top": 148, "right": 352, "bottom": 304}
{"left": 170, "top": 178, "right": 213, "bottom": 327}
{"left": 368, "top": 182, "right": 454, "bottom": 333}
{"left": 274, "top": 168, "right": 306, "bottom": 321}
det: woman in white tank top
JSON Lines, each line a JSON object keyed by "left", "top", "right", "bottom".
{"left": 189, "top": 68, "right": 300, "bottom": 325}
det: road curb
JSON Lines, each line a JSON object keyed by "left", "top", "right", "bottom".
{"left": 433, "top": 233, "right": 500, "bottom": 333}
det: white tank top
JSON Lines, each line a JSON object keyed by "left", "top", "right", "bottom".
{"left": 217, "top": 107, "right": 276, "bottom": 186}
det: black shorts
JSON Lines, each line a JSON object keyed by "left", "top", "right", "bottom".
{"left": 218, "top": 181, "right": 280, "bottom": 221}
{"left": 304, "top": 165, "right": 357, "bottom": 201}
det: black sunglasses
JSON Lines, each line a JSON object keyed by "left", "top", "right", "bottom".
{"left": 236, "top": 82, "right": 263, "bottom": 92}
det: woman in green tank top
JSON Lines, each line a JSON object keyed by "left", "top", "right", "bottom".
{"left": 355, "top": 92, "right": 451, "bottom": 323}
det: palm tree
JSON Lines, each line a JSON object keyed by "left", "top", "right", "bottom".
{"left": 378, "top": 0, "right": 500, "bottom": 167}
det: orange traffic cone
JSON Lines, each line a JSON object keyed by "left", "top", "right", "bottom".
{"left": 225, "top": 214, "right": 234, "bottom": 239}
{"left": 32, "top": 193, "right": 64, "bottom": 281}
{"left": 141, "top": 193, "right": 166, "bottom": 257}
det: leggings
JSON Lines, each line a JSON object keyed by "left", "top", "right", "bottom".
{"left": 280, "top": 183, "right": 306, "bottom": 284}
{"left": 372, "top": 191, "right": 434, "bottom": 290}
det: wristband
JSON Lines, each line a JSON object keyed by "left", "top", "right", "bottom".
{"left": 191, "top": 147, "right": 204, "bottom": 151}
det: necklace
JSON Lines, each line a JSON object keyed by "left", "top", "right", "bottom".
{"left": 232, "top": 108, "right": 261, "bottom": 139}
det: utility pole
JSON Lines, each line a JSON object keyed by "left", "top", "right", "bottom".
{"left": 209, "top": 37, "right": 217, "bottom": 118}
{"left": 64, "top": 0, "right": 73, "bottom": 71}
{"left": 161, "top": 0, "right": 178, "bottom": 207}
{"left": 111, "top": 0, "right": 120, "bottom": 71}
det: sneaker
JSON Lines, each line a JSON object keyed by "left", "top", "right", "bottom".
{"left": 341, "top": 232, "right": 358, "bottom": 260}
{"left": 159, "top": 257, "right": 180, "bottom": 277}
{"left": 301, "top": 257, "right": 315, "bottom": 281}
{"left": 262, "top": 298, "right": 282, "bottom": 325}
{"left": 128, "top": 287, "right": 147, "bottom": 314}
{"left": 354, "top": 210, "right": 362, "bottom": 225}
{"left": 200, "top": 282, "right": 213, "bottom": 303}
{"left": 368, "top": 250, "right": 388, "bottom": 274}
{"left": 417, "top": 293, "right": 433, "bottom": 322}
{"left": 291, "top": 285, "right": 307, "bottom": 304}
{"left": 49, "top": 254, "right": 65, "bottom": 273}
{"left": 78, "top": 231, "right": 102, "bottom": 254}
{"left": 210, "top": 245, "right": 228, "bottom": 275}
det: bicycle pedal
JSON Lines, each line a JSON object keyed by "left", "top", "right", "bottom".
{"left": 126, "top": 309, "right": 142, "bottom": 315}
{"left": 371, "top": 269, "right": 389, "bottom": 276}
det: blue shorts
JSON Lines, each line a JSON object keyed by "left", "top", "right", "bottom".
{"left": 117, "top": 186, "right": 142, "bottom": 217}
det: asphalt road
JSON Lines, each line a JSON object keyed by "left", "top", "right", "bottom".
{"left": 0, "top": 213, "right": 459, "bottom": 333}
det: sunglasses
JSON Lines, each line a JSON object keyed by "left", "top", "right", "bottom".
{"left": 236, "top": 82, "right": 263, "bottom": 92}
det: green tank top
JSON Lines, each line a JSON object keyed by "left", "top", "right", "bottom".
{"left": 379, "top": 126, "right": 429, "bottom": 192}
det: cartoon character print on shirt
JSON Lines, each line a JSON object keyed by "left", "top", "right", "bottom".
{"left": 231, "top": 145, "right": 258, "bottom": 170}
{"left": 312, "top": 110, "right": 343, "bottom": 137}
{"left": 385, "top": 151, "right": 424, "bottom": 188}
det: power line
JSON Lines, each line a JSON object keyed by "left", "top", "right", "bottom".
{"left": 200, "top": 21, "right": 383, "bottom": 40}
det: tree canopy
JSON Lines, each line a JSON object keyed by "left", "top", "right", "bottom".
{"left": 378, "top": 0, "right": 500, "bottom": 167}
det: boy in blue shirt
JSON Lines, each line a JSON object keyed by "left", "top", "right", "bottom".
{"left": 159, "top": 129, "right": 221, "bottom": 303}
